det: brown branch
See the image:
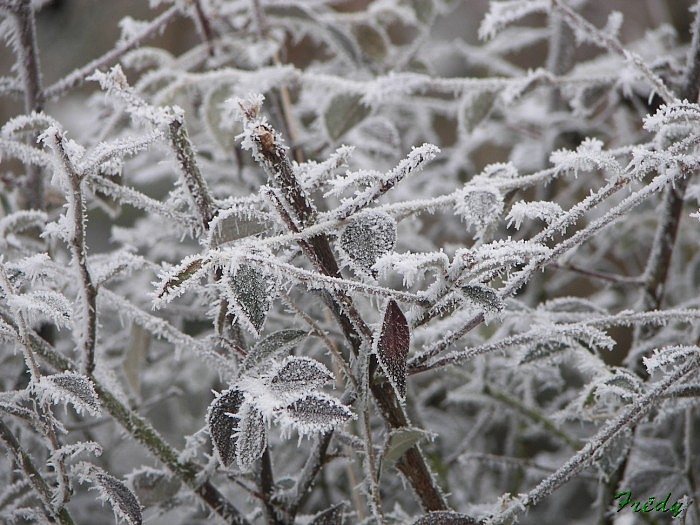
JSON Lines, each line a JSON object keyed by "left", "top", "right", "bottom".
{"left": 246, "top": 121, "right": 449, "bottom": 513}
{"left": 634, "top": 2, "right": 700, "bottom": 344}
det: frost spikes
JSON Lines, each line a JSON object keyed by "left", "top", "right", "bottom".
{"left": 376, "top": 300, "right": 409, "bottom": 399}
{"left": 207, "top": 388, "right": 244, "bottom": 468}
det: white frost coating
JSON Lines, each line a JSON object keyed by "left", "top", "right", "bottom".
{"left": 453, "top": 183, "right": 503, "bottom": 238}
{"left": 507, "top": 201, "right": 564, "bottom": 230}
{"left": 549, "top": 138, "right": 621, "bottom": 177}
{"left": 479, "top": 0, "right": 550, "bottom": 41}
{"left": 643, "top": 346, "right": 700, "bottom": 375}
{"left": 6, "top": 290, "right": 73, "bottom": 329}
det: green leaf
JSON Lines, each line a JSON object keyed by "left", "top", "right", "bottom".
{"left": 324, "top": 93, "right": 371, "bottom": 141}
{"left": 383, "top": 427, "right": 431, "bottom": 466}
{"left": 351, "top": 23, "right": 387, "bottom": 62}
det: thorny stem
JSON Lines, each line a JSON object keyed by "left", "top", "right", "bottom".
{"left": 51, "top": 130, "right": 98, "bottom": 376}
{"left": 0, "top": 418, "right": 75, "bottom": 525}
{"left": 246, "top": 120, "right": 449, "bottom": 512}
{"left": 491, "top": 353, "right": 700, "bottom": 524}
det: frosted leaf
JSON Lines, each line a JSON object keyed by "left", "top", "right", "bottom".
{"left": 310, "top": 502, "right": 346, "bottom": 525}
{"left": 127, "top": 467, "right": 181, "bottom": 507}
{"left": 459, "top": 90, "right": 497, "bottom": 134}
{"left": 270, "top": 356, "right": 334, "bottom": 395}
{"left": 461, "top": 284, "right": 503, "bottom": 315}
{"left": 479, "top": 0, "right": 549, "bottom": 40}
{"left": 7, "top": 290, "right": 72, "bottom": 329}
{"left": 454, "top": 184, "right": 503, "bottom": 237}
{"left": 412, "top": 511, "right": 479, "bottom": 524}
{"left": 207, "top": 388, "right": 244, "bottom": 468}
{"left": 35, "top": 372, "right": 101, "bottom": 417}
{"left": 595, "top": 424, "right": 632, "bottom": 482}
{"left": 77, "top": 464, "right": 142, "bottom": 525}
{"left": 376, "top": 300, "right": 410, "bottom": 399}
{"left": 506, "top": 201, "right": 563, "bottom": 230}
{"left": 153, "top": 254, "right": 208, "bottom": 307}
{"left": 339, "top": 211, "right": 396, "bottom": 275}
{"left": 383, "top": 427, "right": 432, "bottom": 466}
{"left": 226, "top": 264, "right": 275, "bottom": 336}
{"left": 324, "top": 93, "right": 371, "bottom": 141}
{"left": 207, "top": 207, "right": 271, "bottom": 248}
{"left": 281, "top": 393, "right": 352, "bottom": 436}
{"left": 240, "top": 329, "right": 309, "bottom": 373}
{"left": 519, "top": 339, "right": 571, "bottom": 364}
{"left": 643, "top": 101, "right": 700, "bottom": 132}
{"left": 0, "top": 318, "right": 17, "bottom": 341}
{"left": 235, "top": 403, "right": 267, "bottom": 472}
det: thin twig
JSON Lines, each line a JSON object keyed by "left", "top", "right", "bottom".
{"left": 51, "top": 130, "right": 98, "bottom": 375}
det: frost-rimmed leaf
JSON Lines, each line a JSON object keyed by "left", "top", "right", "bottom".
{"left": 454, "top": 184, "right": 503, "bottom": 237}
{"left": 76, "top": 463, "right": 142, "bottom": 525}
{"left": 226, "top": 263, "right": 275, "bottom": 336}
{"left": 281, "top": 393, "right": 353, "bottom": 436}
{"left": 459, "top": 90, "right": 497, "bottom": 134}
{"left": 310, "top": 502, "right": 346, "bottom": 525}
{"left": 270, "top": 356, "right": 334, "bottom": 395}
{"left": 153, "top": 254, "right": 208, "bottom": 306}
{"left": 383, "top": 427, "right": 432, "bottom": 466}
{"left": 0, "top": 209, "right": 48, "bottom": 237}
{"left": 7, "top": 290, "right": 72, "bottom": 328}
{"left": 643, "top": 346, "right": 700, "bottom": 375}
{"left": 461, "top": 284, "right": 503, "bottom": 315}
{"left": 0, "top": 318, "right": 16, "bottom": 341}
{"left": 235, "top": 403, "right": 267, "bottom": 471}
{"left": 126, "top": 467, "right": 181, "bottom": 507}
{"left": 240, "top": 329, "right": 308, "bottom": 373}
{"left": 519, "top": 339, "right": 571, "bottom": 364}
{"left": 339, "top": 211, "right": 396, "bottom": 275}
{"left": 207, "top": 207, "right": 271, "bottom": 248}
{"left": 324, "top": 93, "right": 371, "bottom": 141}
{"left": 412, "top": 511, "right": 480, "bottom": 524}
{"left": 207, "top": 388, "right": 244, "bottom": 467}
{"left": 376, "top": 300, "right": 409, "bottom": 399}
{"left": 35, "top": 372, "right": 101, "bottom": 416}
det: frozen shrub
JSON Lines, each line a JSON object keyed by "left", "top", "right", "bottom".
{"left": 0, "top": 1, "right": 699, "bottom": 524}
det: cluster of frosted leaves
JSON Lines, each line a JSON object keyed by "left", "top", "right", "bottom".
{"left": 77, "top": 463, "right": 142, "bottom": 525}
{"left": 34, "top": 371, "right": 101, "bottom": 417}
{"left": 208, "top": 352, "right": 350, "bottom": 471}
{"left": 225, "top": 263, "right": 275, "bottom": 337}
{"left": 339, "top": 210, "right": 396, "bottom": 275}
